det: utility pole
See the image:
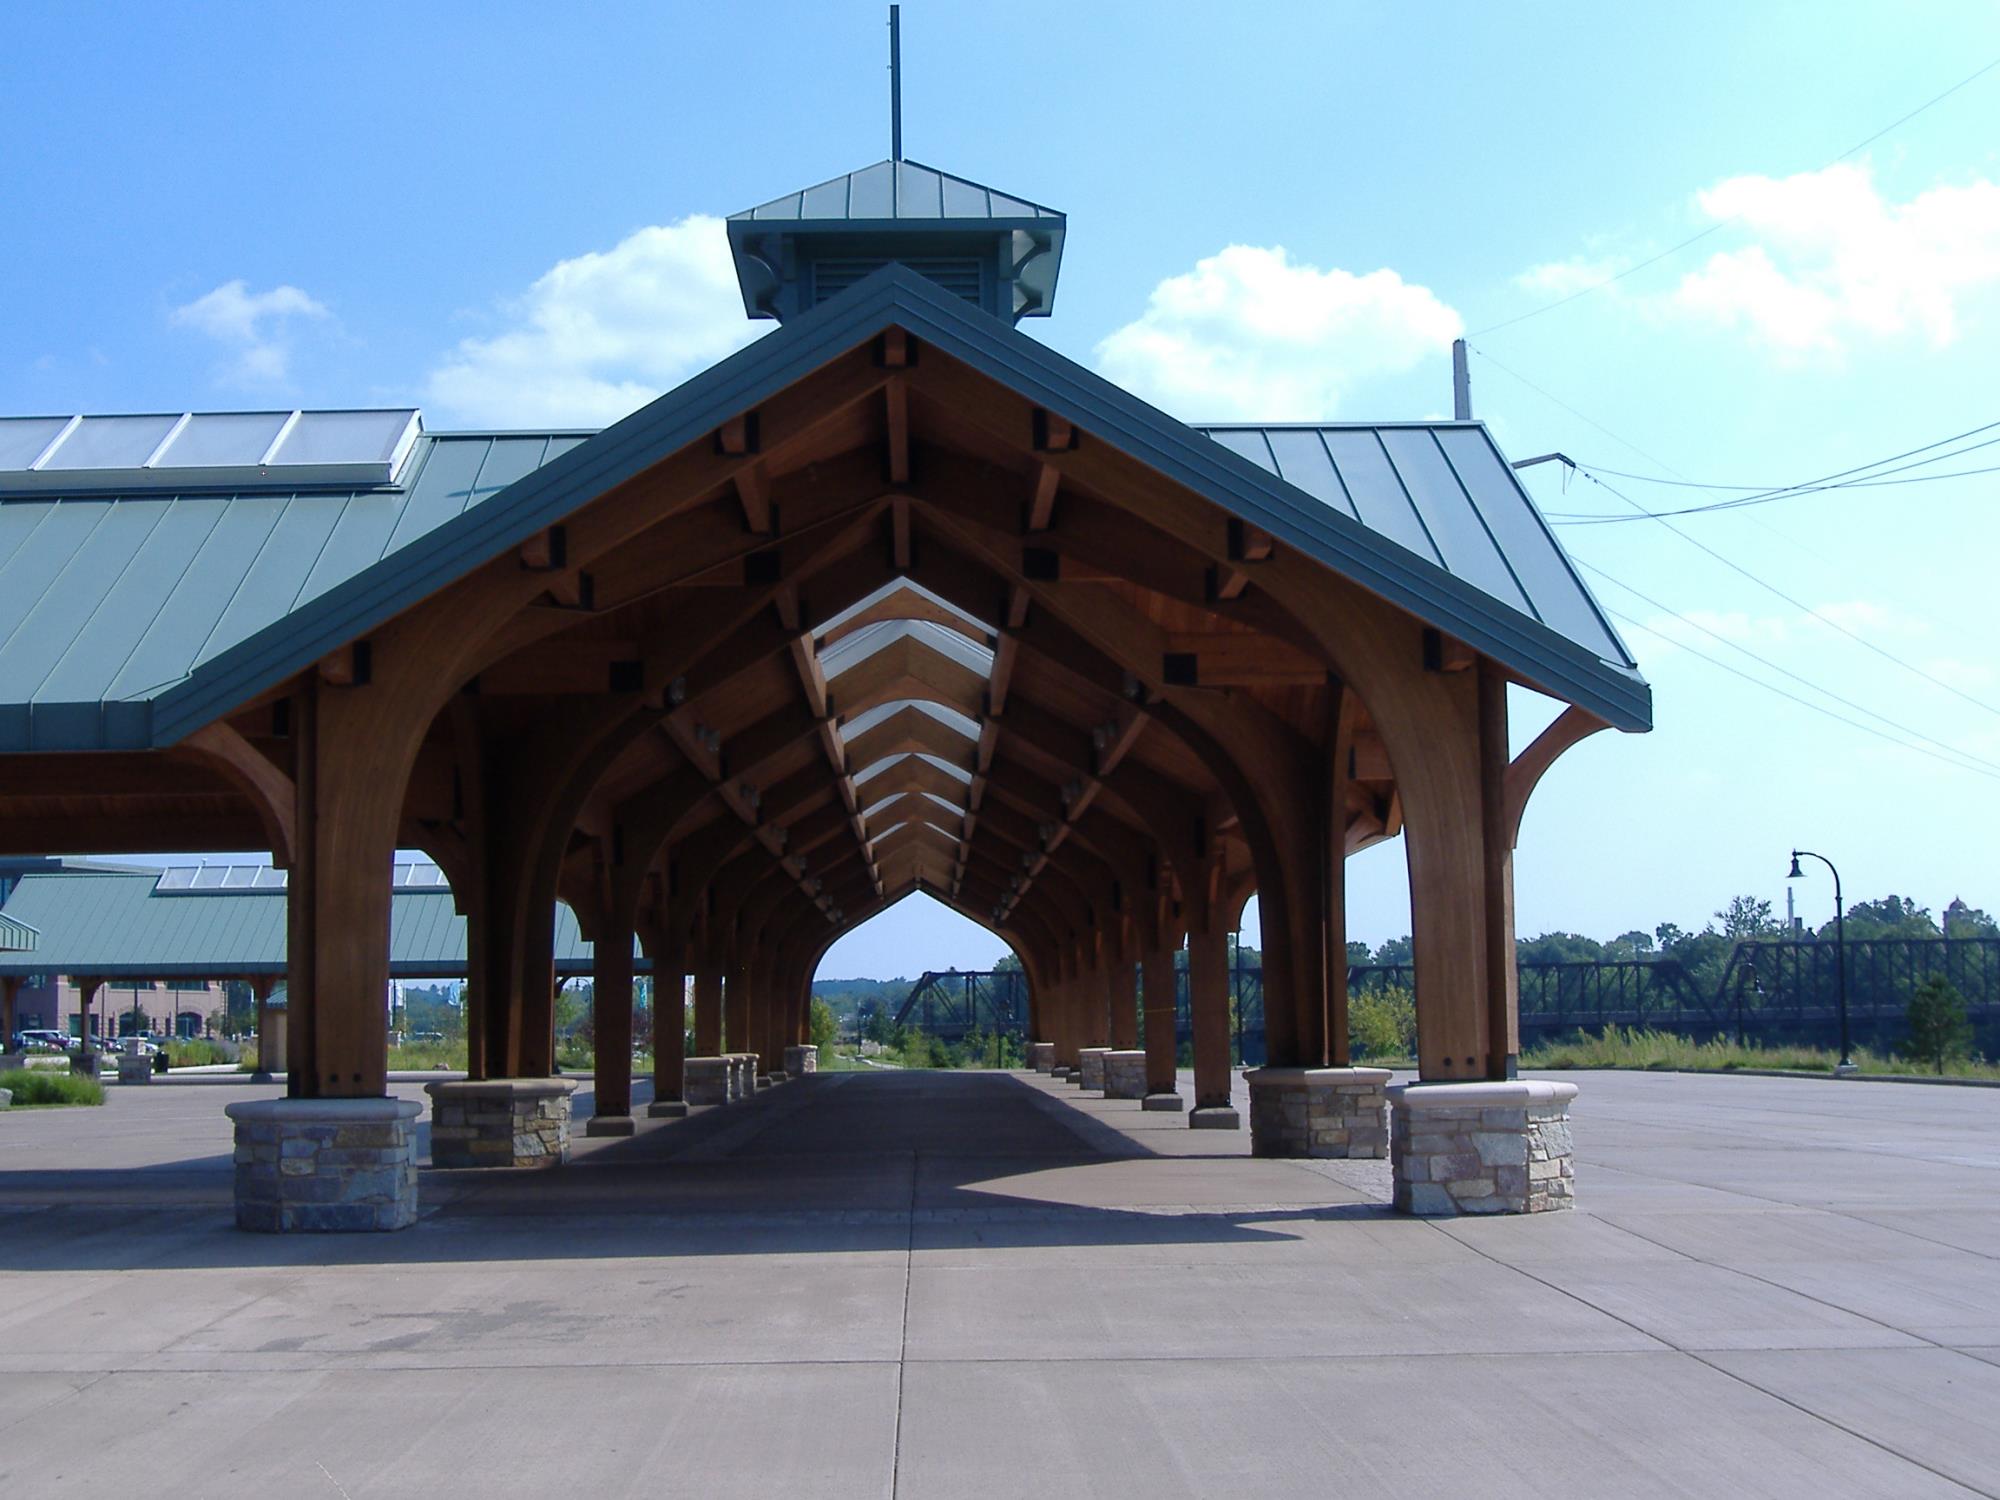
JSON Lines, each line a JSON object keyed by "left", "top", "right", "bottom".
{"left": 1452, "top": 338, "right": 1472, "bottom": 421}
{"left": 889, "top": 6, "right": 902, "bottom": 161}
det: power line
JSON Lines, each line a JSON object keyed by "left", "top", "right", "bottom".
{"left": 1468, "top": 53, "right": 2000, "bottom": 339}
{"left": 1550, "top": 428, "right": 2000, "bottom": 522}
{"left": 1605, "top": 608, "right": 2000, "bottom": 784}
{"left": 1579, "top": 560, "right": 2000, "bottom": 777}
{"left": 1579, "top": 469, "right": 2000, "bottom": 720}
{"left": 1567, "top": 415, "right": 2000, "bottom": 492}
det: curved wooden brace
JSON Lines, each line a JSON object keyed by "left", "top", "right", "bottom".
{"left": 1503, "top": 705, "right": 1608, "bottom": 849}
{"left": 174, "top": 722, "right": 296, "bottom": 867}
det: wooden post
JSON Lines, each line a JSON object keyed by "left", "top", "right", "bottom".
{"left": 251, "top": 974, "right": 278, "bottom": 1075}
{"left": 1, "top": 974, "right": 18, "bottom": 1050}
{"left": 1187, "top": 928, "right": 1232, "bottom": 1113}
{"left": 647, "top": 930, "right": 687, "bottom": 1103}
{"left": 724, "top": 948, "right": 751, "bottom": 1056}
{"left": 1141, "top": 943, "right": 1178, "bottom": 1097}
{"left": 1478, "top": 660, "right": 1519, "bottom": 1077}
{"left": 74, "top": 975, "right": 103, "bottom": 1054}
{"left": 693, "top": 963, "right": 723, "bottom": 1056}
{"left": 593, "top": 916, "right": 635, "bottom": 1119}
{"left": 1107, "top": 945, "right": 1138, "bottom": 1050}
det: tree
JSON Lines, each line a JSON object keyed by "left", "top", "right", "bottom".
{"left": 1716, "top": 895, "right": 1775, "bottom": 940}
{"left": 1907, "top": 975, "right": 1973, "bottom": 1074}
{"left": 1371, "top": 935, "right": 1413, "bottom": 967}
{"left": 809, "top": 997, "right": 838, "bottom": 1054}
{"left": 1944, "top": 899, "right": 1999, "bottom": 938}
{"left": 1836, "top": 895, "right": 1937, "bottom": 941}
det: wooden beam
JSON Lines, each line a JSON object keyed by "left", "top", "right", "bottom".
{"left": 885, "top": 379, "right": 911, "bottom": 486}
{"left": 987, "top": 634, "right": 1019, "bottom": 716}
{"left": 1161, "top": 632, "right": 1330, "bottom": 687}
{"left": 734, "top": 463, "right": 773, "bottom": 535}
{"left": 1026, "top": 463, "right": 1060, "bottom": 532}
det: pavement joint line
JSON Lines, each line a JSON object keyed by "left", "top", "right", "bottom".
{"left": 1574, "top": 1148, "right": 2000, "bottom": 1263}
{"left": 891, "top": 1145, "right": 917, "bottom": 1500}
{"left": 1591, "top": 1212, "right": 1956, "bottom": 1353}
{"left": 1443, "top": 1211, "right": 1997, "bottom": 1497}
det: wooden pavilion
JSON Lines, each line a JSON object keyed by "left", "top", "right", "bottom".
{"left": 0, "top": 155, "right": 1647, "bottom": 1228}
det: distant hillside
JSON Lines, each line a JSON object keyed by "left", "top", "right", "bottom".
{"left": 810, "top": 976, "right": 915, "bottom": 1019}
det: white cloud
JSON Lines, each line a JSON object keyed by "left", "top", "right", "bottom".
{"left": 1516, "top": 254, "right": 1632, "bottom": 298}
{"left": 426, "top": 215, "right": 762, "bottom": 428}
{"left": 1671, "top": 163, "right": 2000, "bottom": 352}
{"left": 1093, "top": 244, "right": 1462, "bottom": 421}
{"left": 170, "top": 280, "right": 329, "bottom": 386}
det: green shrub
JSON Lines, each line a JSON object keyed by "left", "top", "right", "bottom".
{"left": 1907, "top": 976, "right": 1973, "bottom": 1074}
{"left": 1349, "top": 984, "right": 1416, "bottom": 1060}
{"left": 165, "top": 1038, "right": 238, "bottom": 1068}
{"left": 1, "top": 1068, "right": 106, "bottom": 1107}
{"left": 809, "top": 997, "right": 839, "bottom": 1055}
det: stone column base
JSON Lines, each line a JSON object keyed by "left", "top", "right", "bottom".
{"left": 426, "top": 1078, "right": 575, "bottom": 1169}
{"left": 684, "top": 1056, "right": 731, "bottom": 1105}
{"left": 116, "top": 1052, "right": 154, "bottom": 1084}
{"left": 1188, "top": 1106, "right": 1241, "bottom": 1129}
{"left": 584, "top": 1113, "right": 636, "bottom": 1137}
{"left": 1246, "top": 1066, "right": 1391, "bottom": 1159}
{"left": 1103, "top": 1050, "right": 1148, "bottom": 1099}
{"left": 728, "top": 1054, "right": 757, "bottom": 1100}
{"left": 227, "top": 1097, "right": 420, "bottom": 1232}
{"left": 1142, "top": 1092, "right": 1185, "bottom": 1112}
{"left": 69, "top": 1050, "right": 101, "bottom": 1079}
{"left": 647, "top": 1097, "right": 689, "bottom": 1118}
{"left": 1389, "top": 1080, "right": 1578, "bottom": 1216}
{"left": 1029, "top": 1041, "right": 1055, "bottom": 1073}
{"left": 1050, "top": 1064, "right": 1075, "bottom": 1081}
{"left": 784, "top": 1044, "right": 819, "bottom": 1077}
{"left": 1076, "top": 1047, "right": 1112, "bottom": 1090}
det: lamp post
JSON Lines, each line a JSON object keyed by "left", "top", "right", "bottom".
{"left": 1788, "top": 849, "right": 1855, "bottom": 1075}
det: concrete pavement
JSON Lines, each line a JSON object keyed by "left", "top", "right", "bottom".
{"left": 2, "top": 1067, "right": 1998, "bottom": 1497}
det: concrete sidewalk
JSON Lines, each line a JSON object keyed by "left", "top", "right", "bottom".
{"left": 2, "top": 1068, "right": 1998, "bottom": 1497}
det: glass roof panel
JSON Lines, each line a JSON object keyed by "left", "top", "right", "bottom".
{"left": 0, "top": 416, "right": 71, "bottom": 469}
{"left": 273, "top": 409, "right": 418, "bottom": 466}
{"left": 40, "top": 414, "right": 179, "bottom": 470}
{"left": 153, "top": 411, "right": 291, "bottom": 468}
{"left": 848, "top": 161, "right": 895, "bottom": 218}
{"left": 896, "top": 161, "right": 943, "bottom": 218}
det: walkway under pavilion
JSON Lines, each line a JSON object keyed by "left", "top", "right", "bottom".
{"left": 0, "top": 154, "right": 1648, "bottom": 1230}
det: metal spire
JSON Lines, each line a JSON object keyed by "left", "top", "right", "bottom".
{"left": 889, "top": 6, "right": 903, "bottom": 161}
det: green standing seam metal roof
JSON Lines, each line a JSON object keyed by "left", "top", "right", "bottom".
{"left": 0, "top": 910, "right": 36, "bottom": 952}
{"left": 0, "top": 868, "right": 638, "bottom": 979}
{"left": 0, "top": 264, "right": 1648, "bottom": 754}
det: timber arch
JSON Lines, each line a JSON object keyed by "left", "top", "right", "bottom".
{"left": 0, "top": 159, "right": 1647, "bottom": 1229}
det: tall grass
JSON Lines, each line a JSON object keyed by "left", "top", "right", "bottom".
{"left": 1, "top": 1068, "right": 106, "bottom": 1106}
{"left": 1520, "top": 1026, "right": 2000, "bottom": 1079}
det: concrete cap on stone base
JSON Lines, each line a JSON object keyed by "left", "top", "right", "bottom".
{"left": 226, "top": 1096, "right": 422, "bottom": 1126}
{"left": 425, "top": 1077, "right": 577, "bottom": 1102}
{"left": 1245, "top": 1066, "right": 1394, "bottom": 1086}
{"left": 1386, "top": 1080, "right": 1578, "bottom": 1109}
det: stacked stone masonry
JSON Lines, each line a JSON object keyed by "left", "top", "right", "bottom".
{"left": 1246, "top": 1067, "right": 1391, "bottom": 1159}
{"left": 426, "top": 1079, "right": 574, "bottom": 1169}
{"left": 1388, "top": 1080, "right": 1577, "bottom": 1216}
{"left": 1103, "top": 1050, "right": 1147, "bottom": 1099}
{"left": 783, "top": 1044, "right": 818, "bottom": 1078}
{"left": 685, "top": 1056, "right": 732, "bottom": 1105}
{"left": 1076, "top": 1047, "right": 1111, "bottom": 1090}
{"left": 227, "top": 1098, "right": 419, "bottom": 1233}
{"left": 1029, "top": 1041, "right": 1055, "bottom": 1073}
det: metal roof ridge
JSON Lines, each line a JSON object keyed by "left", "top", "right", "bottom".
{"left": 126, "top": 262, "right": 1646, "bottom": 747}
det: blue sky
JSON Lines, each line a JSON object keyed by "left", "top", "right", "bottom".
{"left": 6, "top": 2, "right": 1999, "bottom": 981}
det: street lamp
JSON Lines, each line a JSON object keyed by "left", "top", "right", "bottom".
{"left": 1788, "top": 849, "right": 1855, "bottom": 1075}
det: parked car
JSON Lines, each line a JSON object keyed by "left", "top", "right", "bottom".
{"left": 11, "top": 1029, "right": 73, "bottom": 1052}
{"left": 116, "top": 1033, "right": 165, "bottom": 1056}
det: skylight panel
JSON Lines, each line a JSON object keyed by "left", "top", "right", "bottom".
{"left": 273, "top": 409, "right": 419, "bottom": 467}
{"left": 0, "top": 416, "right": 71, "bottom": 468}
{"left": 153, "top": 411, "right": 292, "bottom": 468}
{"left": 40, "top": 414, "right": 180, "bottom": 469}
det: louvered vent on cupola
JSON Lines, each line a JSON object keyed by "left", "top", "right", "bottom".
{"left": 811, "top": 256, "right": 985, "bottom": 309}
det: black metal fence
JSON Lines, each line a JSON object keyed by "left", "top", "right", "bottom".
{"left": 899, "top": 938, "right": 2000, "bottom": 1063}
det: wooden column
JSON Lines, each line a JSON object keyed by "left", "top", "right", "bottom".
{"left": 1, "top": 975, "right": 18, "bottom": 1050}
{"left": 592, "top": 914, "right": 635, "bottom": 1120}
{"left": 724, "top": 947, "right": 751, "bottom": 1056}
{"left": 693, "top": 963, "right": 723, "bottom": 1056}
{"left": 250, "top": 975, "right": 278, "bottom": 1075}
{"left": 1478, "top": 661, "right": 1519, "bottom": 1077}
{"left": 1141, "top": 944, "right": 1178, "bottom": 1096}
{"left": 73, "top": 976, "right": 104, "bottom": 1051}
{"left": 646, "top": 930, "right": 687, "bottom": 1102}
{"left": 286, "top": 678, "right": 397, "bottom": 1099}
{"left": 1107, "top": 946, "right": 1138, "bottom": 1051}
{"left": 1187, "top": 928, "right": 1232, "bottom": 1112}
